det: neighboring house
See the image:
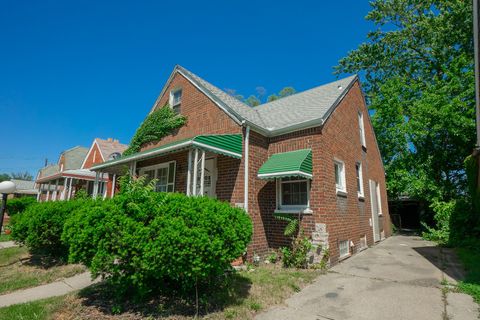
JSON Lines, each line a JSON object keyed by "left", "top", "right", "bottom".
{"left": 8, "top": 179, "right": 37, "bottom": 198}
{"left": 36, "top": 138, "right": 127, "bottom": 201}
{"left": 91, "top": 65, "right": 391, "bottom": 264}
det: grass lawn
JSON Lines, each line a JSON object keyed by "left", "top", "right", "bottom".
{"left": 0, "top": 247, "right": 86, "bottom": 295}
{"left": 0, "top": 295, "right": 67, "bottom": 320}
{"left": 0, "top": 265, "right": 322, "bottom": 320}
{"left": 0, "top": 234, "right": 11, "bottom": 242}
{"left": 456, "top": 247, "right": 480, "bottom": 303}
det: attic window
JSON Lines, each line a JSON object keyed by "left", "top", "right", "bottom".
{"left": 170, "top": 88, "right": 182, "bottom": 113}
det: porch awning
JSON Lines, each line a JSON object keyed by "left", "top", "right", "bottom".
{"left": 258, "top": 149, "right": 312, "bottom": 179}
{"left": 91, "top": 134, "right": 243, "bottom": 171}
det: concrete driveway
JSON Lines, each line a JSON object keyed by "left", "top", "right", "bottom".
{"left": 256, "top": 235, "right": 479, "bottom": 320}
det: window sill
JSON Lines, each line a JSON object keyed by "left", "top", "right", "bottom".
{"left": 274, "top": 208, "right": 313, "bottom": 215}
{"left": 336, "top": 190, "right": 347, "bottom": 197}
{"left": 339, "top": 253, "right": 351, "bottom": 261}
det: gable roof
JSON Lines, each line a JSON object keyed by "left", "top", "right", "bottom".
{"left": 95, "top": 138, "right": 128, "bottom": 161}
{"left": 151, "top": 65, "right": 358, "bottom": 137}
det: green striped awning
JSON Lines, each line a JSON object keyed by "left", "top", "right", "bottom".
{"left": 258, "top": 149, "right": 312, "bottom": 179}
{"left": 91, "top": 134, "right": 242, "bottom": 171}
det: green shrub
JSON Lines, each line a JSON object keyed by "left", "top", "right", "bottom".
{"left": 63, "top": 177, "right": 252, "bottom": 298}
{"left": 10, "top": 199, "right": 89, "bottom": 258}
{"left": 6, "top": 197, "right": 36, "bottom": 216}
{"left": 274, "top": 213, "right": 312, "bottom": 268}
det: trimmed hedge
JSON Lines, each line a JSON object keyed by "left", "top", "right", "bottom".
{"left": 63, "top": 180, "right": 252, "bottom": 297}
{"left": 6, "top": 197, "right": 36, "bottom": 216}
{"left": 10, "top": 199, "right": 90, "bottom": 258}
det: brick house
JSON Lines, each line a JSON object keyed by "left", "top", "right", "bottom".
{"left": 92, "top": 65, "right": 391, "bottom": 264}
{"left": 36, "top": 138, "right": 127, "bottom": 201}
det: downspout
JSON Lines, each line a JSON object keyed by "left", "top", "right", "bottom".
{"left": 243, "top": 122, "right": 250, "bottom": 212}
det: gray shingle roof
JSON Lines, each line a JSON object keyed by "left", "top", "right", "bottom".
{"left": 10, "top": 179, "right": 36, "bottom": 193}
{"left": 95, "top": 138, "right": 128, "bottom": 161}
{"left": 63, "top": 146, "right": 89, "bottom": 170}
{"left": 172, "top": 66, "right": 357, "bottom": 136}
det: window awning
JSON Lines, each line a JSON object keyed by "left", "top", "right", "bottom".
{"left": 91, "top": 134, "right": 242, "bottom": 171}
{"left": 258, "top": 149, "right": 312, "bottom": 179}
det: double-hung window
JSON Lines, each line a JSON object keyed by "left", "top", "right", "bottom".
{"left": 334, "top": 159, "right": 346, "bottom": 194}
{"left": 355, "top": 162, "right": 364, "bottom": 198}
{"left": 358, "top": 111, "right": 366, "bottom": 148}
{"left": 140, "top": 161, "right": 176, "bottom": 192}
{"left": 276, "top": 177, "right": 310, "bottom": 212}
{"left": 169, "top": 88, "right": 182, "bottom": 114}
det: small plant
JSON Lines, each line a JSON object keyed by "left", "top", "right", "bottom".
{"left": 275, "top": 213, "right": 312, "bottom": 269}
{"left": 266, "top": 251, "right": 278, "bottom": 264}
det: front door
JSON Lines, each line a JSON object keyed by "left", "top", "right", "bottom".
{"left": 369, "top": 180, "right": 381, "bottom": 242}
{"left": 196, "top": 157, "right": 217, "bottom": 197}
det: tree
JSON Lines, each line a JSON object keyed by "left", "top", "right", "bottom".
{"left": 278, "top": 87, "right": 296, "bottom": 98}
{"left": 335, "top": 0, "right": 475, "bottom": 204}
{"left": 10, "top": 171, "right": 33, "bottom": 181}
{"left": 0, "top": 173, "right": 10, "bottom": 182}
{"left": 245, "top": 95, "right": 261, "bottom": 107}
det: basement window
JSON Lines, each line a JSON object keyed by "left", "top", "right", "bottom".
{"left": 339, "top": 240, "right": 350, "bottom": 258}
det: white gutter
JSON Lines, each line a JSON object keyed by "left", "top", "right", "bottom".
{"left": 244, "top": 125, "right": 250, "bottom": 212}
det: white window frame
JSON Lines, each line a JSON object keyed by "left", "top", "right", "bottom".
{"left": 339, "top": 239, "right": 350, "bottom": 259}
{"left": 169, "top": 88, "right": 182, "bottom": 110}
{"left": 334, "top": 159, "right": 347, "bottom": 195}
{"left": 358, "top": 111, "right": 366, "bottom": 148}
{"left": 275, "top": 177, "right": 312, "bottom": 214}
{"left": 355, "top": 161, "right": 364, "bottom": 198}
{"left": 139, "top": 161, "right": 176, "bottom": 192}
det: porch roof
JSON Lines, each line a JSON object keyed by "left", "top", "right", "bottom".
{"left": 257, "top": 149, "right": 312, "bottom": 179}
{"left": 91, "top": 134, "right": 243, "bottom": 171}
{"left": 36, "top": 169, "right": 108, "bottom": 184}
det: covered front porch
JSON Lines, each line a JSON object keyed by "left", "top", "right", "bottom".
{"left": 91, "top": 134, "right": 244, "bottom": 203}
{"left": 36, "top": 169, "right": 109, "bottom": 201}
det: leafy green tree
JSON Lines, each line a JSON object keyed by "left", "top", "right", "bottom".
{"left": 0, "top": 173, "right": 10, "bottom": 182}
{"left": 245, "top": 95, "right": 261, "bottom": 107}
{"left": 278, "top": 86, "right": 296, "bottom": 98}
{"left": 267, "top": 94, "right": 279, "bottom": 102}
{"left": 335, "top": 0, "right": 475, "bottom": 204}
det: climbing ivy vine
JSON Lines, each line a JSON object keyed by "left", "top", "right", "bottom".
{"left": 123, "top": 105, "right": 187, "bottom": 156}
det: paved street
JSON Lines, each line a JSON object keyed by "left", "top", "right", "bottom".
{"left": 257, "top": 235, "right": 479, "bottom": 320}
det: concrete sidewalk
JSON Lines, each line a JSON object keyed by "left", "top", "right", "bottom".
{"left": 0, "top": 272, "right": 99, "bottom": 307}
{"left": 0, "top": 241, "right": 18, "bottom": 249}
{"left": 256, "top": 235, "right": 479, "bottom": 320}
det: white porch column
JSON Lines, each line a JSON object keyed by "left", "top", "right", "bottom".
{"left": 200, "top": 150, "right": 206, "bottom": 196}
{"left": 60, "top": 178, "right": 67, "bottom": 200}
{"left": 53, "top": 179, "right": 59, "bottom": 201}
{"left": 192, "top": 148, "right": 199, "bottom": 196}
{"left": 46, "top": 182, "right": 51, "bottom": 201}
{"left": 67, "top": 178, "right": 73, "bottom": 200}
{"left": 93, "top": 172, "right": 99, "bottom": 198}
{"left": 111, "top": 174, "right": 116, "bottom": 198}
{"left": 36, "top": 184, "right": 41, "bottom": 202}
{"left": 186, "top": 149, "right": 192, "bottom": 196}
{"left": 102, "top": 173, "right": 107, "bottom": 200}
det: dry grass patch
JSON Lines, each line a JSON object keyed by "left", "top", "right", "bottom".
{"left": 0, "top": 246, "right": 86, "bottom": 295}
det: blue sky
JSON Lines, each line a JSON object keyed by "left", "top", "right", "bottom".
{"left": 0, "top": 0, "right": 372, "bottom": 176}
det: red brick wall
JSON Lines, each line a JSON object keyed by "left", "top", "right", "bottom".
{"left": 140, "top": 73, "right": 242, "bottom": 152}
{"left": 82, "top": 143, "right": 104, "bottom": 169}
{"left": 246, "top": 81, "right": 391, "bottom": 263}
